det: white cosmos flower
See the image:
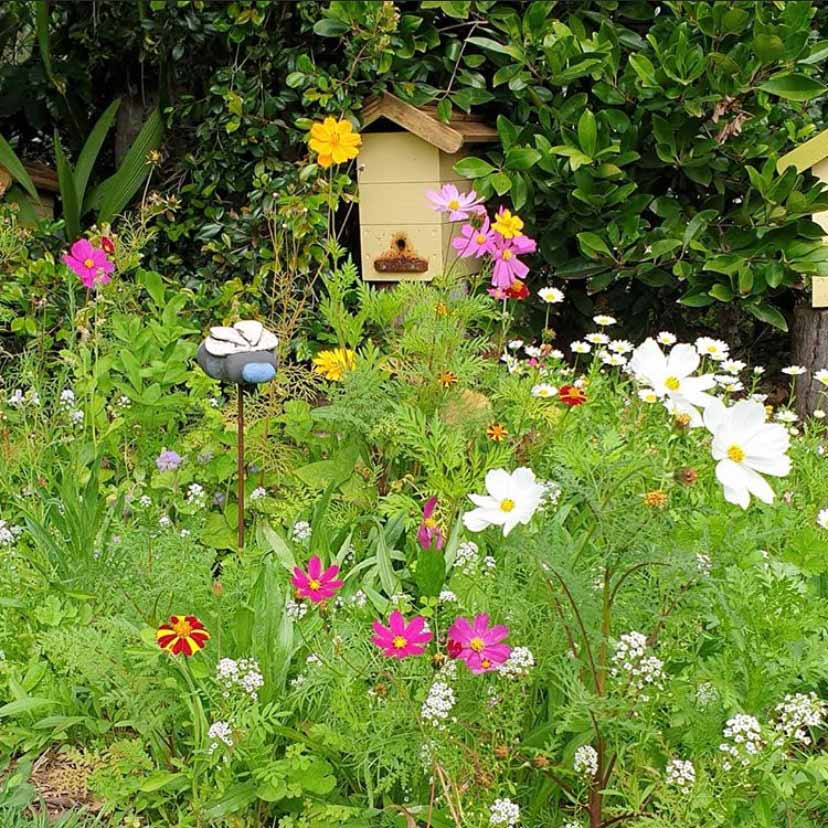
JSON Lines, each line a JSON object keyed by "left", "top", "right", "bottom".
{"left": 657, "top": 331, "right": 677, "bottom": 346}
{"left": 629, "top": 339, "right": 717, "bottom": 426}
{"left": 538, "top": 287, "right": 565, "bottom": 304}
{"left": 782, "top": 365, "right": 806, "bottom": 376}
{"left": 463, "top": 467, "right": 545, "bottom": 536}
{"left": 532, "top": 383, "right": 558, "bottom": 398}
{"left": 815, "top": 369, "right": 828, "bottom": 386}
{"left": 704, "top": 398, "right": 791, "bottom": 510}
{"left": 585, "top": 332, "right": 610, "bottom": 345}
{"left": 721, "top": 359, "right": 746, "bottom": 375}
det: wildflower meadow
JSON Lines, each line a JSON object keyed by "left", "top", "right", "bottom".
{"left": 3, "top": 3, "right": 828, "bottom": 828}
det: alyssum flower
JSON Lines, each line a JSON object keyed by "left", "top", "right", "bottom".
{"left": 447, "top": 614, "right": 511, "bottom": 673}
{"left": 292, "top": 555, "right": 343, "bottom": 603}
{"left": 372, "top": 610, "right": 432, "bottom": 659}
{"left": 462, "top": 467, "right": 544, "bottom": 536}
{"left": 629, "top": 338, "right": 716, "bottom": 427}
{"left": 703, "top": 398, "right": 791, "bottom": 509}
{"left": 156, "top": 615, "right": 210, "bottom": 656}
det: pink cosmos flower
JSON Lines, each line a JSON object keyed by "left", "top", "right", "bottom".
{"left": 452, "top": 217, "right": 496, "bottom": 258}
{"left": 491, "top": 240, "right": 530, "bottom": 289}
{"left": 62, "top": 239, "right": 114, "bottom": 289}
{"left": 417, "top": 496, "right": 444, "bottom": 550}
{"left": 292, "top": 555, "right": 343, "bottom": 603}
{"left": 372, "top": 610, "right": 432, "bottom": 659}
{"left": 447, "top": 614, "right": 511, "bottom": 673}
{"left": 427, "top": 184, "right": 485, "bottom": 222}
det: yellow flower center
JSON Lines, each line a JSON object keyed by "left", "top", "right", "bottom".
{"left": 392, "top": 636, "right": 408, "bottom": 649}
{"left": 309, "top": 579, "right": 321, "bottom": 590}
{"left": 475, "top": 234, "right": 486, "bottom": 244}
{"left": 83, "top": 258, "right": 94, "bottom": 268}
{"left": 664, "top": 376, "right": 680, "bottom": 391}
{"left": 423, "top": 517, "right": 437, "bottom": 529}
{"left": 500, "top": 498, "right": 515, "bottom": 512}
{"left": 481, "top": 659, "right": 491, "bottom": 669}
{"left": 470, "top": 637, "right": 485, "bottom": 652}
{"left": 502, "top": 250, "right": 513, "bottom": 261}
{"left": 172, "top": 618, "right": 192, "bottom": 637}
{"left": 448, "top": 199, "right": 460, "bottom": 210}
{"left": 329, "top": 131, "right": 341, "bottom": 146}
{"left": 727, "top": 444, "right": 745, "bottom": 463}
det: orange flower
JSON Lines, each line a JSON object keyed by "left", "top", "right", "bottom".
{"left": 308, "top": 117, "right": 361, "bottom": 168}
{"left": 486, "top": 423, "right": 508, "bottom": 442}
{"left": 438, "top": 371, "right": 458, "bottom": 388}
{"left": 643, "top": 489, "right": 668, "bottom": 509}
{"left": 156, "top": 615, "right": 210, "bottom": 657}
{"left": 435, "top": 302, "right": 449, "bottom": 317}
{"left": 506, "top": 279, "right": 529, "bottom": 300}
{"left": 559, "top": 384, "right": 587, "bottom": 406}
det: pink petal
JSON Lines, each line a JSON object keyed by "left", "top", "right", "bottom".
{"left": 388, "top": 610, "right": 405, "bottom": 636}
{"left": 307, "top": 556, "right": 322, "bottom": 579}
{"left": 321, "top": 564, "right": 339, "bottom": 582}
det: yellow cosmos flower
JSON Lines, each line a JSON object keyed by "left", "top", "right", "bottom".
{"left": 313, "top": 347, "right": 356, "bottom": 381}
{"left": 492, "top": 209, "right": 524, "bottom": 240}
{"left": 308, "top": 116, "right": 362, "bottom": 168}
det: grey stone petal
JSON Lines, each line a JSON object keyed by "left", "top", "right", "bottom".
{"left": 235, "top": 320, "right": 263, "bottom": 346}
{"left": 210, "top": 326, "right": 247, "bottom": 345}
{"left": 204, "top": 337, "right": 239, "bottom": 356}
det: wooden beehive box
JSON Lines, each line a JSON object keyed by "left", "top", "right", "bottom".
{"left": 358, "top": 92, "right": 497, "bottom": 282}
{"left": 778, "top": 130, "right": 828, "bottom": 307}
{"left": 0, "top": 161, "right": 59, "bottom": 221}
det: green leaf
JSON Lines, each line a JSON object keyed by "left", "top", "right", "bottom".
{"left": 678, "top": 289, "right": 715, "bottom": 307}
{"left": 489, "top": 171, "right": 511, "bottom": 195}
{"left": 203, "top": 781, "right": 259, "bottom": 819}
{"left": 759, "top": 73, "right": 827, "bottom": 102}
{"left": 747, "top": 302, "right": 788, "bottom": 331}
{"left": 754, "top": 34, "right": 786, "bottom": 64}
{"left": 75, "top": 98, "right": 120, "bottom": 212}
{"left": 709, "top": 283, "right": 733, "bottom": 302}
{"left": 504, "top": 147, "right": 540, "bottom": 171}
{"left": 577, "top": 109, "right": 597, "bottom": 159}
{"left": 466, "top": 36, "right": 523, "bottom": 61}
{"left": 313, "top": 18, "right": 349, "bottom": 37}
{"left": 577, "top": 232, "right": 611, "bottom": 258}
{"left": 285, "top": 71, "right": 305, "bottom": 89}
{"left": 0, "top": 697, "right": 57, "bottom": 719}
{"left": 94, "top": 108, "right": 164, "bottom": 224}
{"left": 54, "top": 132, "right": 80, "bottom": 240}
{"left": 0, "top": 135, "right": 38, "bottom": 200}
{"left": 415, "top": 547, "right": 445, "bottom": 598}
{"left": 628, "top": 53, "right": 657, "bottom": 86}
{"left": 454, "top": 156, "right": 495, "bottom": 178}
{"left": 800, "top": 40, "right": 828, "bottom": 65}
{"left": 35, "top": 0, "right": 58, "bottom": 91}
{"left": 496, "top": 115, "right": 518, "bottom": 150}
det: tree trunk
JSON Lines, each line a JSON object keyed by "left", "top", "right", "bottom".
{"left": 792, "top": 303, "right": 828, "bottom": 417}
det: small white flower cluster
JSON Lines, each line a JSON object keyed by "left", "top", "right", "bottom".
{"left": 774, "top": 692, "right": 827, "bottom": 746}
{"left": 498, "top": 646, "right": 535, "bottom": 679}
{"left": 574, "top": 744, "right": 598, "bottom": 778}
{"left": 158, "top": 514, "right": 172, "bottom": 528}
{"left": 291, "top": 520, "right": 312, "bottom": 543}
{"left": 139, "top": 494, "right": 152, "bottom": 507}
{"left": 665, "top": 758, "right": 695, "bottom": 791}
{"left": 59, "top": 389, "right": 75, "bottom": 406}
{"left": 489, "top": 798, "right": 520, "bottom": 827}
{"left": 208, "top": 720, "right": 234, "bottom": 754}
{"left": 610, "top": 631, "right": 664, "bottom": 699}
{"left": 454, "top": 541, "right": 479, "bottom": 575}
{"left": 719, "top": 714, "right": 764, "bottom": 770}
{"left": 562, "top": 822, "right": 581, "bottom": 828}
{"left": 286, "top": 596, "right": 308, "bottom": 620}
{"left": 817, "top": 509, "right": 828, "bottom": 530}
{"left": 438, "top": 589, "right": 457, "bottom": 603}
{"left": 216, "top": 657, "right": 264, "bottom": 701}
{"left": 695, "top": 682, "right": 719, "bottom": 708}
{"left": 539, "top": 480, "right": 562, "bottom": 507}
{"left": 349, "top": 589, "right": 367, "bottom": 608}
{"left": 250, "top": 486, "right": 266, "bottom": 501}
{"left": 8, "top": 388, "right": 40, "bottom": 408}
{"left": 0, "top": 520, "right": 22, "bottom": 546}
{"left": 695, "top": 553, "right": 712, "bottom": 576}
{"left": 187, "top": 483, "right": 205, "bottom": 505}
{"left": 421, "top": 680, "right": 456, "bottom": 727}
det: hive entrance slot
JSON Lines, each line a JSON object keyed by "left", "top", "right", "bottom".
{"left": 374, "top": 232, "right": 428, "bottom": 274}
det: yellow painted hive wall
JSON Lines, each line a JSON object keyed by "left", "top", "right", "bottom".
{"left": 357, "top": 131, "right": 482, "bottom": 282}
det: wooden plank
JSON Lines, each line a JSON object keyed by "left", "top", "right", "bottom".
{"left": 777, "top": 129, "right": 828, "bottom": 174}
{"left": 813, "top": 276, "right": 828, "bottom": 308}
{"left": 361, "top": 92, "right": 464, "bottom": 153}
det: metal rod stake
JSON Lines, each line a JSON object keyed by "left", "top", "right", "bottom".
{"left": 237, "top": 385, "right": 245, "bottom": 550}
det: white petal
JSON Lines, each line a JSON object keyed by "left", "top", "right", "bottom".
{"left": 629, "top": 338, "right": 666, "bottom": 384}
{"left": 469, "top": 494, "right": 499, "bottom": 510}
{"left": 235, "top": 320, "right": 263, "bottom": 345}
{"left": 745, "top": 453, "right": 790, "bottom": 477}
{"left": 257, "top": 330, "right": 279, "bottom": 350}
{"left": 742, "top": 424, "right": 789, "bottom": 459}
{"left": 485, "top": 468, "right": 514, "bottom": 500}
{"left": 463, "top": 509, "right": 494, "bottom": 532}
{"left": 704, "top": 397, "right": 727, "bottom": 433}
{"left": 740, "top": 465, "right": 775, "bottom": 504}
{"left": 723, "top": 482, "right": 750, "bottom": 510}
{"left": 204, "top": 337, "right": 238, "bottom": 356}
{"left": 666, "top": 343, "right": 700, "bottom": 378}
{"left": 210, "top": 326, "right": 247, "bottom": 345}
{"left": 728, "top": 400, "right": 768, "bottom": 439}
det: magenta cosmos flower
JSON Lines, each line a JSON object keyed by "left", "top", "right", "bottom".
{"left": 452, "top": 216, "right": 497, "bottom": 258}
{"left": 416, "top": 496, "right": 444, "bottom": 550}
{"left": 292, "top": 555, "right": 343, "bottom": 603}
{"left": 447, "top": 614, "right": 511, "bottom": 673}
{"left": 372, "top": 610, "right": 432, "bottom": 659}
{"left": 490, "top": 234, "right": 536, "bottom": 289}
{"left": 427, "top": 184, "right": 485, "bottom": 222}
{"left": 62, "top": 239, "right": 114, "bottom": 289}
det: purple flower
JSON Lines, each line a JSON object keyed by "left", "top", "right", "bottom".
{"left": 62, "top": 239, "right": 114, "bottom": 289}
{"left": 416, "top": 496, "right": 444, "bottom": 550}
{"left": 156, "top": 450, "right": 183, "bottom": 472}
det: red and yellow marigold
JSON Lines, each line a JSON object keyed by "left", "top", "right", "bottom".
{"left": 156, "top": 614, "right": 210, "bottom": 657}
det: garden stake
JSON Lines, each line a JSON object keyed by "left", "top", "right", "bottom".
{"left": 195, "top": 320, "right": 280, "bottom": 554}
{"left": 237, "top": 384, "right": 245, "bottom": 550}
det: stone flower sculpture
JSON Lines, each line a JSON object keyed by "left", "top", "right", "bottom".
{"left": 196, "top": 320, "right": 278, "bottom": 385}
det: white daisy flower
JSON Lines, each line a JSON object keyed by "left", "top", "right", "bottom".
{"left": 781, "top": 365, "right": 806, "bottom": 376}
{"left": 585, "top": 332, "right": 610, "bottom": 345}
{"left": 532, "top": 383, "right": 558, "bottom": 399}
{"left": 657, "top": 331, "right": 677, "bottom": 346}
{"left": 815, "top": 369, "right": 828, "bottom": 386}
{"left": 609, "top": 339, "right": 634, "bottom": 354}
{"left": 638, "top": 388, "right": 659, "bottom": 403}
{"left": 570, "top": 341, "right": 591, "bottom": 354}
{"left": 593, "top": 314, "right": 617, "bottom": 326}
{"left": 704, "top": 398, "right": 791, "bottom": 509}
{"left": 462, "top": 467, "right": 545, "bottom": 537}
{"left": 538, "top": 287, "right": 565, "bottom": 304}
{"left": 720, "top": 359, "right": 746, "bottom": 375}
{"left": 695, "top": 337, "right": 730, "bottom": 362}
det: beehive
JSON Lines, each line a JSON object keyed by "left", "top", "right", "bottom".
{"left": 358, "top": 92, "right": 497, "bottom": 282}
